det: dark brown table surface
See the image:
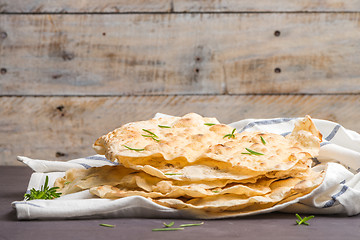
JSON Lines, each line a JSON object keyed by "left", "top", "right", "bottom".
{"left": 1, "top": 166, "right": 360, "bottom": 240}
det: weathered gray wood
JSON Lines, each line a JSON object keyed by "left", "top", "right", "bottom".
{"left": 0, "top": 0, "right": 172, "bottom": 13}
{"left": 2, "top": 0, "right": 360, "bottom": 13}
{"left": 1, "top": 95, "right": 359, "bottom": 165}
{"left": 174, "top": 0, "right": 360, "bottom": 12}
{"left": 1, "top": 13, "right": 360, "bottom": 95}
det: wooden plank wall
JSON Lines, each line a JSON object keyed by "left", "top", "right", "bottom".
{"left": 1, "top": 1, "right": 359, "bottom": 165}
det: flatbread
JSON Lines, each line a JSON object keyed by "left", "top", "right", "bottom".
{"left": 55, "top": 114, "right": 325, "bottom": 217}
{"left": 93, "top": 114, "right": 321, "bottom": 182}
{"left": 89, "top": 177, "right": 275, "bottom": 199}
{"left": 93, "top": 113, "right": 229, "bottom": 164}
{"left": 55, "top": 165, "right": 268, "bottom": 198}
{"left": 153, "top": 169, "right": 324, "bottom": 212}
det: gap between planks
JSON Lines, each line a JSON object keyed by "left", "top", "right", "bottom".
{"left": 0, "top": 93, "right": 359, "bottom": 97}
{"left": 2, "top": 11, "right": 360, "bottom": 15}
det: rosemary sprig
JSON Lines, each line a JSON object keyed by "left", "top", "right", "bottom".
{"left": 142, "top": 129, "right": 158, "bottom": 138}
{"left": 179, "top": 222, "right": 204, "bottom": 227}
{"left": 142, "top": 134, "right": 160, "bottom": 142}
{"left": 123, "top": 145, "right": 145, "bottom": 151}
{"left": 24, "top": 176, "right": 61, "bottom": 200}
{"left": 99, "top": 223, "right": 115, "bottom": 228}
{"left": 241, "top": 148, "right": 264, "bottom": 156}
{"left": 152, "top": 221, "right": 204, "bottom": 232}
{"left": 142, "top": 129, "right": 160, "bottom": 142}
{"left": 295, "top": 214, "right": 314, "bottom": 226}
{"left": 260, "top": 136, "right": 266, "bottom": 145}
{"left": 64, "top": 181, "right": 71, "bottom": 185}
{"left": 158, "top": 125, "right": 171, "bottom": 128}
{"left": 163, "top": 222, "right": 175, "bottom": 228}
{"left": 204, "top": 123, "right": 216, "bottom": 126}
{"left": 223, "top": 128, "right": 236, "bottom": 139}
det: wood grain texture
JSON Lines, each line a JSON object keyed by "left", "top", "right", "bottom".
{"left": 1, "top": 13, "right": 360, "bottom": 95}
{"left": 0, "top": 0, "right": 172, "bottom": 13}
{"left": 1, "top": 95, "right": 359, "bottom": 165}
{"left": 174, "top": 0, "right": 360, "bottom": 12}
{"left": 2, "top": 0, "right": 360, "bottom": 13}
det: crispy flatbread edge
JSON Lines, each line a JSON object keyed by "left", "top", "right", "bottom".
{"left": 176, "top": 164, "right": 327, "bottom": 219}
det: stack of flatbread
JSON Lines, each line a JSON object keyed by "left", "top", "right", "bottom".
{"left": 55, "top": 113, "right": 325, "bottom": 216}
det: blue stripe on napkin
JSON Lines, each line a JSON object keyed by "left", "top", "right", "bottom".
{"left": 77, "top": 163, "right": 92, "bottom": 169}
{"left": 325, "top": 125, "right": 341, "bottom": 141}
{"left": 85, "top": 155, "right": 119, "bottom": 165}
{"left": 322, "top": 185, "right": 349, "bottom": 208}
{"left": 15, "top": 202, "right": 44, "bottom": 208}
{"left": 239, "top": 118, "right": 294, "bottom": 133}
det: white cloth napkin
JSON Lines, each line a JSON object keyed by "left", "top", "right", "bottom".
{"left": 12, "top": 114, "right": 360, "bottom": 220}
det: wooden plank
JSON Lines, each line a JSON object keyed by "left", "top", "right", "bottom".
{"left": 174, "top": 0, "right": 360, "bottom": 12}
{"left": 1, "top": 95, "right": 359, "bottom": 165}
{"left": 0, "top": 0, "right": 172, "bottom": 13}
{"left": 1, "top": 13, "right": 360, "bottom": 95}
{"left": 2, "top": 0, "right": 360, "bottom": 13}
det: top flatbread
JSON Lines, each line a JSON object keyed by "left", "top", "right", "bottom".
{"left": 93, "top": 113, "right": 230, "bottom": 163}
{"left": 93, "top": 114, "right": 321, "bottom": 180}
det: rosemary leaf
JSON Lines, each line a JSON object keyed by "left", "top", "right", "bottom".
{"left": 141, "top": 134, "right": 153, "bottom": 137}
{"left": 260, "top": 136, "right": 266, "bottom": 145}
{"left": 142, "top": 129, "right": 158, "bottom": 138}
{"left": 152, "top": 228, "right": 184, "bottom": 231}
{"left": 223, "top": 128, "right": 236, "bottom": 139}
{"left": 158, "top": 125, "right": 171, "bottom": 128}
{"left": 295, "top": 214, "right": 314, "bottom": 226}
{"left": 99, "top": 223, "right": 115, "bottom": 228}
{"left": 204, "top": 123, "right": 216, "bottom": 126}
{"left": 179, "top": 222, "right": 204, "bottom": 227}
{"left": 123, "top": 145, "right": 145, "bottom": 151}
{"left": 304, "top": 215, "right": 315, "bottom": 221}
{"left": 241, "top": 148, "right": 264, "bottom": 156}
{"left": 142, "top": 134, "right": 160, "bottom": 142}
{"left": 223, "top": 134, "right": 231, "bottom": 138}
{"left": 163, "top": 222, "right": 175, "bottom": 228}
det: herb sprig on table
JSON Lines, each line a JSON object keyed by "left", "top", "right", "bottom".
{"left": 99, "top": 223, "right": 115, "bottom": 228}
{"left": 179, "top": 222, "right": 204, "bottom": 227}
{"left": 295, "top": 214, "right": 315, "bottom": 226}
{"left": 152, "top": 222, "right": 204, "bottom": 231}
{"left": 24, "top": 176, "right": 61, "bottom": 200}
{"left": 163, "top": 222, "right": 175, "bottom": 227}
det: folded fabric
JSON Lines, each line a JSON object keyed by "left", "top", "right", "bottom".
{"left": 12, "top": 114, "right": 360, "bottom": 219}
